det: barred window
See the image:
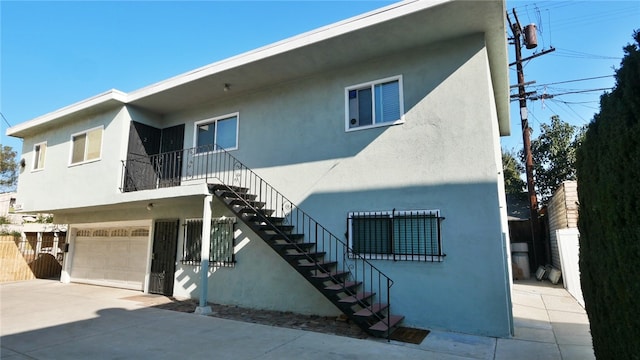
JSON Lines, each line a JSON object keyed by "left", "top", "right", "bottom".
{"left": 183, "top": 218, "right": 235, "bottom": 267}
{"left": 348, "top": 210, "right": 445, "bottom": 262}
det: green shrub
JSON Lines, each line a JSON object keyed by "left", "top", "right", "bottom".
{"left": 576, "top": 31, "right": 640, "bottom": 360}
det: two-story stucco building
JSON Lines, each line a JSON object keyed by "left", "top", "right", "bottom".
{"left": 7, "top": 0, "right": 513, "bottom": 338}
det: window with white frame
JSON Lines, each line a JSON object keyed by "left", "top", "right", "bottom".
{"left": 345, "top": 75, "right": 404, "bottom": 131}
{"left": 32, "top": 142, "right": 47, "bottom": 171}
{"left": 70, "top": 126, "right": 103, "bottom": 165}
{"left": 183, "top": 218, "right": 236, "bottom": 267}
{"left": 195, "top": 113, "right": 238, "bottom": 153}
{"left": 347, "top": 210, "right": 444, "bottom": 262}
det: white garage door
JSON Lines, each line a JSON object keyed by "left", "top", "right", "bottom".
{"left": 70, "top": 227, "right": 150, "bottom": 290}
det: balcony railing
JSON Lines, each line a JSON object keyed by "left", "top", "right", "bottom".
{"left": 121, "top": 144, "right": 237, "bottom": 192}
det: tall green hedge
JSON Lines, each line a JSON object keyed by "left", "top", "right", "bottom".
{"left": 576, "top": 31, "right": 640, "bottom": 360}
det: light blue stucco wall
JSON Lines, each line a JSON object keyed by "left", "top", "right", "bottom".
{"left": 16, "top": 32, "right": 511, "bottom": 336}
{"left": 16, "top": 106, "right": 131, "bottom": 211}
{"left": 158, "top": 34, "right": 512, "bottom": 336}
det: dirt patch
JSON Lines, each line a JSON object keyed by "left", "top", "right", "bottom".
{"left": 151, "top": 297, "right": 369, "bottom": 339}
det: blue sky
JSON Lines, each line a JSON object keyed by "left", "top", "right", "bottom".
{"left": 1, "top": 1, "right": 638, "bottom": 156}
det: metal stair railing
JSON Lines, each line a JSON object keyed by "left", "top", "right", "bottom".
{"left": 121, "top": 144, "right": 396, "bottom": 338}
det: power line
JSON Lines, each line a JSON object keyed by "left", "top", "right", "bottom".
{"left": 0, "top": 112, "right": 11, "bottom": 128}
{"left": 530, "top": 87, "right": 613, "bottom": 100}
{"left": 551, "top": 48, "right": 621, "bottom": 60}
{"left": 533, "top": 75, "right": 613, "bottom": 87}
{"left": 551, "top": 99, "right": 589, "bottom": 123}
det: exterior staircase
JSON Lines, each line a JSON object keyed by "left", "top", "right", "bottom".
{"left": 209, "top": 183, "right": 404, "bottom": 338}
{"left": 121, "top": 143, "right": 404, "bottom": 338}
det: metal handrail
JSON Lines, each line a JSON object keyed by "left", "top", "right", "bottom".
{"left": 121, "top": 144, "right": 395, "bottom": 336}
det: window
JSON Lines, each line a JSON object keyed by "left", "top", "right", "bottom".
{"left": 194, "top": 113, "right": 239, "bottom": 153}
{"left": 345, "top": 76, "right": 404, "bottom": 131}
{"left": 76, "top": 229, "right": 91, "bottom": 237}
{"left": 93, "top": 229, "right": 109, "bottom": 237}
{"left": 183, "top": 218, "right": 235, "bottom": 266}
{"left": 70, "top": 127, "right": 103, "bottom": 165}
{"left": 32, "top": 142, "right": 47, "bottom": 171}
{"left": 347, "top": 210, "right": 444, "bottom": 262}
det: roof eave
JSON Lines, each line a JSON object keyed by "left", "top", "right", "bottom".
{"left": 8, "top": 0, "right": 510, "bottom": 137}
{"left": 6, "top": 89, "right": 127, "bottom": 139}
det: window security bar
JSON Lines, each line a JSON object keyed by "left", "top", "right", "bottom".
{"left": 347, "top": 210, "right": 445, "bottom": 262}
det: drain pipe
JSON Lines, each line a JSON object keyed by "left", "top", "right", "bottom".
{"left": 195, "top": 194, "right": 213, "bottom": 315}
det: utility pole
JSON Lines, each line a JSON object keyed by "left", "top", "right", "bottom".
{"left": 506, "top": 9, "right": 554, "bottom": 267}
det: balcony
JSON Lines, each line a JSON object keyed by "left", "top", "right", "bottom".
{"left": 121, "top": 145, "right": 237, "bottom": 192}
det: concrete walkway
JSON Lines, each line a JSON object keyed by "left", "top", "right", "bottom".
{"left": 1, "top": 279, "right": 593, "bottom": 359}
{"left": 502, "top": 280, "right": 594, "bottom": 360}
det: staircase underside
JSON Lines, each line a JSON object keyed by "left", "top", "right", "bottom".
{"left": 209, "top": 184, "right": 404, "bottom": 338}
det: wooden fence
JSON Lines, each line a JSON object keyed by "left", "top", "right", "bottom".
{"left": 0, "top": 233, "right": 67, "bottom": 283}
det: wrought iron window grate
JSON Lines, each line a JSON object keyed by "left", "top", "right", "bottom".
{"left": 182, "top": 218, "right": 235, "bottom": 267}
{"left": 347, "top": 210, "right": 445, "bottom": 262}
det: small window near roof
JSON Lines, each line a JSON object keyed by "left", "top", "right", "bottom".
{"left": 32, "top": 142, "right": 47, "bottom": 171}
{"left": 346, "top": 76, "right": 404, "bottom": 131}
{"left": 70, "top": 127, "right": 103, "bottom": 165}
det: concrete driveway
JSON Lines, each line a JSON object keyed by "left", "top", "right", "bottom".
{"left": 1, "top": 279, "right": 593, "bottom": 359}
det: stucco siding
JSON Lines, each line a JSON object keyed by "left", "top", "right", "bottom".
{"left": 14, "top": 32, "right": 510, "bottom": 337}
{"left": 16, "top": 106, "right": 130, "bottom": 212}
{"left": 157, "top": 34, "right": 511, "bottom": 336}
{"left": 7, "top": 1, "right": 513, "bottom": 338}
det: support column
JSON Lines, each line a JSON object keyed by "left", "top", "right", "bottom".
{"left": 195, "top": 195, "right": 213, "bottom": 315}
{"left": 60, "top": 229, "right": 75, "bottom": 284}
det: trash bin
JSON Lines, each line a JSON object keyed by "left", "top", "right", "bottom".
{"left": 511, "top": 242, "right": 530, "bottom": 280}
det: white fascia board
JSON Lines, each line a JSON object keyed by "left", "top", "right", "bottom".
{"left": 6, "top": 89, "right": 127, "bottom": 138}
{"left": 127, "top": 0, "right": 449, "bottom": 102}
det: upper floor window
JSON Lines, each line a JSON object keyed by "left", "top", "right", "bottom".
{"left": 70, "top": 126, "right": 103, "bottom": 165}
{"left": 194, "top": 113, "right": 238, "bottom": 153}
{"left": 345, "top": 75, "right": 404, "bottom": 131}
{"left": 347, "top": 209, "right": 445, "bottom": 262}
{"left": 32, "top": 142, "right": 47, "bottom": 171}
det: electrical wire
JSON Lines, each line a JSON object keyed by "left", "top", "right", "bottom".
{"left": 533, "top": 75, "right": 613, "bottom": 87}
{"left": 0, "top": 112, "right": 11, "bottom": 128}
{"left": 550, "top": 99, "right": 588, "bottom": 123}
{"left": 551, "top": 48, "right": 621, "bottom": 60}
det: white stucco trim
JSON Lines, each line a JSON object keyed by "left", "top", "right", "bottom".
{"left": 6, "top": 90, "right": 126, "bottom": 137}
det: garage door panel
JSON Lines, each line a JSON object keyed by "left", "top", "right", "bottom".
{"left": 105, "top": 270, "right": 128, "bottom": 282}
{"left": 70, "top": 228, "right": 149, "bottom": 291}
{"left": 108, "top": 257, "right": 128, "bottom": 269}
{"left": 110, "top": 241, "right": 129, "bottom": 253}
{"left": 130, "top": 241, "right": 147, "bottom": 253}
